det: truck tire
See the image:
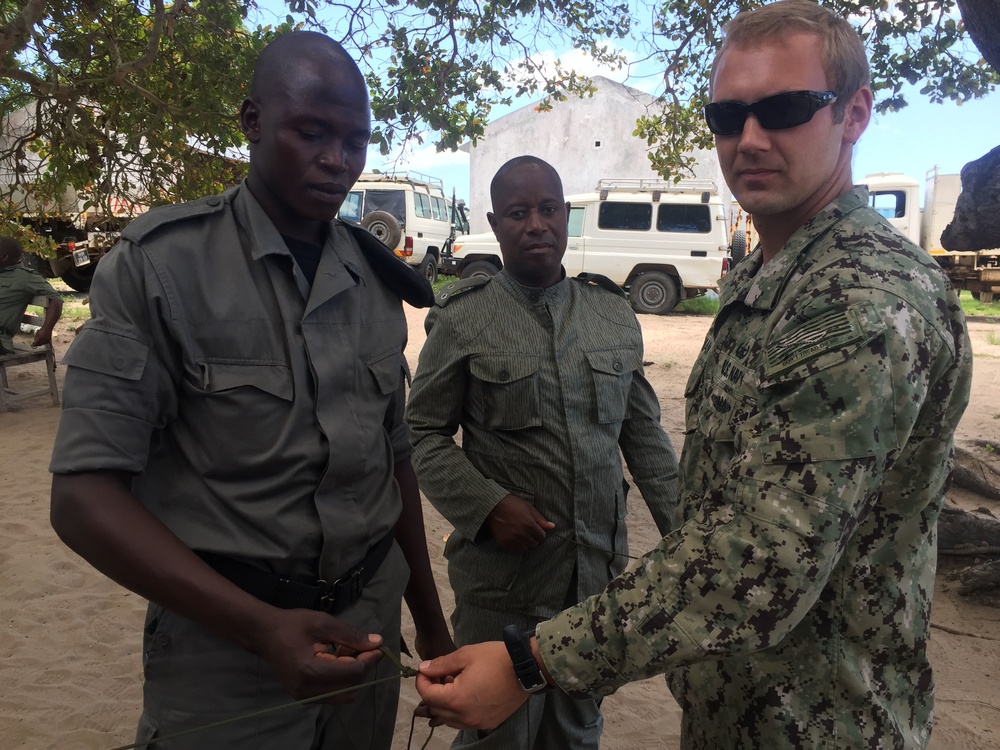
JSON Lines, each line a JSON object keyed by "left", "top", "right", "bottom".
{"left": 730, "top": 230, "right": 747, "bottom": 263}
{"left": 60, "top": 263, "right": 97, "bottom": 292}
{"left": 630, "top": 271, "right": 680, "bottom": 315}
{"left": 460, "top": 260, "right": 499, "bottom": 280}
{"left": 419, "top": 254, "right": 438, "bottom": 285}
{"left": 361, "top": 211, "right": 402, "bottom": 249}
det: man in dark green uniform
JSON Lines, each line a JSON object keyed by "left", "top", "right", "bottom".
{"left": 49, "top": 31, "right": 452, "bottom": 749}
{"left": 406, "top": 155, "right": 679, "bottom": 749}
{"left": 415, "top": 3, "right": 973, "bottom": 748}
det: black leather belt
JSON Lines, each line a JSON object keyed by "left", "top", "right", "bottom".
{"left": 197, "top": 531, "right": 395, "bottom": 614}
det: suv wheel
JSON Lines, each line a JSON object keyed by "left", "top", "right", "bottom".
{"left": 361, "top": 211, "right": 403, "bottom": 249}
{"left": 419, "top": 255, "right": 438, "bottom": 285}
{"left": 460, "top": 261, "right": 499, "bottom": 280}
{"left": 630, "top": 271, "right": 679, "bottom": 315}
{"left": 60, "top": 263, "right": 97, "bottom": 292}
{"left": 730, "top": 230, "right": 748, "bottom": 263}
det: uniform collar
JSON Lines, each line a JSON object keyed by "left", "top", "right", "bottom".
{"left": 495, "top": 268, "right": 570, "bottom": 305}
{"left": 720, "top": 187, "right": 870, "bottom": 314}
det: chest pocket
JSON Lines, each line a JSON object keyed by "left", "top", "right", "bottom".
{"left": 368, "top": 349, "right": 405, "bottom": 396}
{"left": 468, "top": 354, "right": 540, "bottom": 430}
{"left": 586, "top": 348, "right": 641, "bottom": 424}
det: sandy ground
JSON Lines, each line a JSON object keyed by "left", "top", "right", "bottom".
{"left": 2, "top": 299, "right": 999, "bottom": 749}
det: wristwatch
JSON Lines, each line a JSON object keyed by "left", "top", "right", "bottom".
{"left": 502, "top": 625, "right": 549, "bottom": 693}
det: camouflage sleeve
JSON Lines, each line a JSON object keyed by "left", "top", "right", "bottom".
{"left": 405, "top": 306, "right": 510, "bottom": 539}
{"left": 535, "top": 294, "right": 952, "bottom": 697}
{"left": 618, "top": 363, "right": 679, "bottom": 536}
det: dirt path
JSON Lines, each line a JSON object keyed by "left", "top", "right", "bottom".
{"left": 1, "top": 304, "right": 998, "bottom": 748}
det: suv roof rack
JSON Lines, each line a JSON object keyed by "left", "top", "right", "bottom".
{"left": 596, "top": 178, "right": 718, "bottom": 202}
{"left": 360, "top": 170, "right": 445, "bottom": 191}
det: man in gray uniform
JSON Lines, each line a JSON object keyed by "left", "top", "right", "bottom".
{"left": 415, "top": 3, "right": 973, "bottom": 748}
{"left": 49, "top": 32, "right": 453, "bottom": 748}
{"left": 406, "top": 155, "right": 679, "bottom": 749}
{"left": 0, "top": 237, "right": 63, "bottom": 354}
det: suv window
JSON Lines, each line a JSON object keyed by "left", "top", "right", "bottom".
{"left": 431, "top": 196, "right": 448, "bottom": 221}
{"left": 598, "top": 202, "right": 652, "bottom": 231}
{"left": 414, "top": 192, "right": 432, "bottom": 219}
{"left": 365, "top": 190, "right": 406, "bottom": 223}
{"left": 341, "top": 191, "right": 363, "bottom": 223}
{"left": 568, "top": 206, "right": 585, "bottom": 237}
{"left": 657, "top": 204, "right": 712, "bottom": 233}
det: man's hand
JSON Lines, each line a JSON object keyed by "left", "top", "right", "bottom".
{"left": 486, "top": 494, "right": 554, "bottom": 552}
{"left": 415, "top": 642, "right": 530, "bottom": 730}
{"left": 31, "top": 328, "right": 52, "bottom": 347}
{"left": 251, "top": 607, "right": 385, "bottom": 704}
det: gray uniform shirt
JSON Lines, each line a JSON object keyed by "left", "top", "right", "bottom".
{"left": 536, "top": 189, "right": 973, "bottom": 748}
{"left": 50, "top": 183, "right": 411, "bottom": 589}
{"left": 0, "top": 264, "right": 61, "bottom": 353}
{"left": 406, "top": 271, "right": 679, "bottom": 619}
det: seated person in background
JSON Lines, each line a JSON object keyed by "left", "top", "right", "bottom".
{"left": 0, "top": 236, "right": 63, "bottom": 354}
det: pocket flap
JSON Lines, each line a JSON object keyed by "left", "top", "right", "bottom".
{"left": 368, "top": 349, "right": 404, "bottom": 395}
{"left": 469, "top": 354, "right": 539, "bottom": 384}
{"left": 200, "top": 361, "right": 293, "bottom": 400}
{"left": 63, "top": 326, "right": 149, "bottom": 381}
{"left": 585, "top": 348, "right": 642, "bottom": 376}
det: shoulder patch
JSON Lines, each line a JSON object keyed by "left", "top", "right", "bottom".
{"left": 573, "top": 272, "right": 626, "bottom": 298}
{"left": 120, "top": 191, "right": 231, "bottom": 243}
{"left": 435, "top": 275, "right": 492, "bottom": 307}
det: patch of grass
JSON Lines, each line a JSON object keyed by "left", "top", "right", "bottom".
{"left": 661, "top": 360, "right": 675, "bottom": 370}
{"left": 674, "top": 295, "right": 720, "bottom": 315}
{"left": 959, "top": 290, "right": 1000, "bottom": 316}
{"left": 987, "top": 331, "right": 1000, "bottom": 346}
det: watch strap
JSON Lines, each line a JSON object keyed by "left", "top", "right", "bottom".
{"left": 502, "top": 625, "right": 549, "bottom": 693}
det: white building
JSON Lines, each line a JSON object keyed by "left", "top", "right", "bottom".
{"left": 461, "top": 76, "right": 728, "bottom": 233}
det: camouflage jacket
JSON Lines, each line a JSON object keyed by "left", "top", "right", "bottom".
{"left": 535, "top": 188, "right": 973, "bottom": 748}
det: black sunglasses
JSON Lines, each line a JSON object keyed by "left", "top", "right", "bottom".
{"left": 704, "top": 90, "right": 838, "bottom": 136}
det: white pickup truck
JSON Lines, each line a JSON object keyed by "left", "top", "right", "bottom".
{"left": 440, "top": 178, "right": 737, "bottom": 314}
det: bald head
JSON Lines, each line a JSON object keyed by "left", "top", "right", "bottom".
{"left": 250, "top": 32, "right": 365, "bottom": 105}
{"left": 490, "top": 156, "right": 563, "bottom": 211}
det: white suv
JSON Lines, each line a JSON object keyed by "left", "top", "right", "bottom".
{"left": 339, "top": 172, "right": 457, "bottom": 283}
{"left": 441, "top": 179, "right": 737, "bottom": 314}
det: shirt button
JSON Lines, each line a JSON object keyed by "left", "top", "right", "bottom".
{"left": 613, "top": 361, "right": 622, "bottom": 372}
{"left": 206, "top": 196, "right": 221, "bottom": 207}
{"left": 529, "top": 291, "right": 540, "bottom": 302}
{"left": 498, "top": 370, "right": 510, "bottom": 381}
{"left": 112, "top": 355, "right": 126, "bottom": 371}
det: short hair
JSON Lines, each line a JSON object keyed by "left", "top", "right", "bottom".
{"left": 250, "top": 31, "right": 361, "bottom": 102}
{"left": 711, "top": 0, "right": 870, "bottom": 121}
{"left": 490, "top": 156, "right": 563, "bottom": 210}
{"left": 0, "top": 236, "right": 23, "bottom": 258}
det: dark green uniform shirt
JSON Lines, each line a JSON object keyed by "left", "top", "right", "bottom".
{"left": 407, "top": 270, "right": 679, "bottom": 619}
{"left": 536, "top": 188, "right": 973, "bottom": 748}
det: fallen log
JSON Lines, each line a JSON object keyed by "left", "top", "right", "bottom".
{"left": 951, "top": 444, "right": 1000, "bottom": 501}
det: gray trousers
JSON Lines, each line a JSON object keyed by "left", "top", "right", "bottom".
{"left": 449, "top": 600, "right": 602, "bottom": 750}
{"left": 134, "top": 603, "right": 401, "bottom": 750}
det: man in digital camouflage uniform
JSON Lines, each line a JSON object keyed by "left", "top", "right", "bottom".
{"left": 49, "top": 31, "right": 453, "bottom": 749}
{"left": 406, "top": 155, "right": 679, "bottom": 749}
{"left": 415, "top": 2, "right": 974, "bottom": 747}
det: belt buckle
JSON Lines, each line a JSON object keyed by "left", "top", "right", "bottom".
{"left": 319, "top": 566, "right": 364, "bottom": 613}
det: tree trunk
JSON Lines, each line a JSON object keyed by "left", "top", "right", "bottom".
{"left": 957, "top": 0, "right": 1000, "bottom": 72}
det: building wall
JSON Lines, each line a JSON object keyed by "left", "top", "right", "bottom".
{"left": 466, "top": 76, "right": 727, "bottom": 234}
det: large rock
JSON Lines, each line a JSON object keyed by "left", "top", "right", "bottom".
{"left": 941, "top": 145, "right": 1000, "bottom": 251}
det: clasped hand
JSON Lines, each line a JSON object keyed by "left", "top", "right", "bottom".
{"left": 486, "top": 494, "right": 554, "bottom": 552}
